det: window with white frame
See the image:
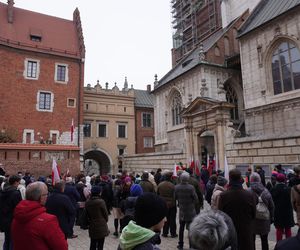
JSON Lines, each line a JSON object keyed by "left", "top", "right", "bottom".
{"left": 67, "top": 98, "right": 76, "bottom": 108}
{"left": 117, "top": 123, "right": 127, "bottom": 138}
{"left": 24, "top": 59, "right": 40, "bottom": 80}
{"left": 144, "top": 137, "right": 153, "bottom": 148}
{"left": 55, "top": 63, "right": 68, "bottom": 83}
{"left": 36, "top": 91, "right": 54, "bottom": 112}
{"left": 271, "top": 41, "right": 300, "bottom": 94}
{"left": 22, "top": 129, "right": 34, "bottom": 144}
{"left": 142, "top": 112, "right": 152, "bottom": 128}
{"left": 98, "top": 123, "right": 108, "bottom": 138}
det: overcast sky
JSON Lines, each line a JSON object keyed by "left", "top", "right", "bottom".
{"left": 15, "top": 0, "right": 173, "bottom": 90}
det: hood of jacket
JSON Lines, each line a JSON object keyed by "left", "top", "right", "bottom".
{"left": 213, "top": 184, "right": 225, "bottom": 193}
{"left": 2, "top": 185, "right": 18, "bottom": 197}
{"left": 119, "top": 221, "right": 155, "bottom": 250}
{"left": 250, "top": 181, "right": 264, "bottom": 195}
{"left": 13, "top": 200, "right": 46, "bottom": 224}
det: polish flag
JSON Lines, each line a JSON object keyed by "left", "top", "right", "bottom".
{"left": 173, "top": 163, "right": 181, "bottom": 177}
{"left": 224, "top": 154, "right": 229, "bottom": 180}
{"left": 214, "top": 154, "right": 218, "bottom": 171}
{"left": 71, "top": 119, "right": 74, "bottom": 142}
{"left": 195, "top": 160, "right": 201, "bottom": 176}
{"left": 189, "top": 156, "right": 195, "bottom": 174}
{"left": 207, "top": 153, "right": 213, "bottom": 176}
{"left": 52, "top": 159, "right": 60, "bottom": 185}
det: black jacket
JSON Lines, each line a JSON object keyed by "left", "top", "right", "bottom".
{"left": 45, "top": 189, "right": 76, "bottom": 237}
{"left": 0, "top": 185, "right": 22, "bottom": 232}
{"left": 64, "top": 183, "right": 80, "bottom": 209}
{"left": 271, "top": 183, "right": 295, "bottom": 228}
{"left": 274, "top": 233, "right": 300, "bottom": 250}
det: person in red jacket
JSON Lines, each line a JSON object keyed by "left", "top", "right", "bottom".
{"left": 11, "top": 181, "right": 68, "bottom": 250}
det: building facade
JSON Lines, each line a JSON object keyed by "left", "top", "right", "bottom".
{"left": 125, "top": 0, "right": 300, "bottom": 176}
{"left": 134, "top": 85, "right": 155, "bottom": 154}
{"left": 0, "top": 1, "right": 85, "bottom": 175}
{"left": 83, "top": 80, "right": 135, "bottom": 175}
{"left": 226, "top": 0, "right": 300, "bottom": 175}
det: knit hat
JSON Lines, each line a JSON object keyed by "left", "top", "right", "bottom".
{"left": 276, "top": 173, "right": 286, "bottom": 183}
{"left": 217, "top": 176, "right": 228, "bottom": 187}
{"left": 180, "top": 172, "right": 190, "bottom": 183}
{"left": 135, "top": 193, "right": 167, "bottom": 228}
{"left": 91, "top": 185, "right": 102, "bottom": 195}
{"left": 124, "top": 176, "right": 132, "bottom": 183}
{"left": 130, "top": 184, "right": 143, "bottom": 197}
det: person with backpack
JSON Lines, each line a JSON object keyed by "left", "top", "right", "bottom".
{"left": 271, "top": 173, "right": 295, "bottom": 241}
{"left": 0, "top": 175, "right": 22, "bottom": 250}
{"left": 248, "top": 173, "right": 274, "bottom": 250}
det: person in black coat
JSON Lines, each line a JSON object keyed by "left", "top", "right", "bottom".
{"left": 274, "top": 232, "right": 300, "bottom": 250}
{"left": 46, "top": 180, "right": 76, "bottom": 239}
{"left": 271, "top": 173, "right": 295, "bottom": 242}
{"left": 64, "top": 177, "right": 80, "bottom": 237}
{"left": 0, "top": 175, "right": 22, "bottom": 250}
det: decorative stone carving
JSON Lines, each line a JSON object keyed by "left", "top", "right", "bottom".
{"left": 73, "top": 8, "right": 86, "bottom": 58}
{"left": 200, "top": 79, "right": 208, "bottom": 97}
{"left": 199, "top": 43, "right": 205, "bottom": 61}
{"left": 217, "top": 79, "right": 226, "bottom": 101}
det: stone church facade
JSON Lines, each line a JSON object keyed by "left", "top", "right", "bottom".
{"left": 124, "top": 0, "right": 300, "bottom": 175}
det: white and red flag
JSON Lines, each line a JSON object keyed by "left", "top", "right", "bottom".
{"left": 52, "top": 159, "right": 60, "bottom": 185}
{"left": 173, "top": 163, "right": 181, "bottom": 177}
{"left": 224, "top": 154, "right": 229, "bottom": 180}
{"left": 70, "top": 119, "right": 74, "bottom": 142}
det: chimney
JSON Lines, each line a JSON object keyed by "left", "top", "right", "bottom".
{"left": 147, "top": 84, "right": 151, "bottom": 92}
{"left": 7, "top": 0, "right": 14, "bottom": 24}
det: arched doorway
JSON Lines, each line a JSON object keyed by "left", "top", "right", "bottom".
{"left": 84, "top": 149, "right": 112, "bottom": 176}
{"left": 198, "top": 130, "right": 215, "bottom": 167}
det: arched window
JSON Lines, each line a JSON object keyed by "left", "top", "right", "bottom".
{"left": 171, "top": 92, "right": 183, "bottom": 126}
{"left": 214, "top": 46, "right": 220, "bottom": 57}
{"left": 224, "top": 84, "right": 239, "bottom": 121}
{"left": 224, "top": 37, "right": 230, "bottom": 57}
{"left": 233, "top": 28, "right": 239, "bottom": 53}
{"left": 271, "top": 41, "right": 300, "bottom": 94}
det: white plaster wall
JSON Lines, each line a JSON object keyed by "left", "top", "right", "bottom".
{"left": 221, "top": 0, "right": 261, "bottom": 28}
{"left": 239, "top": 11, "right": 300, "bottom": 110}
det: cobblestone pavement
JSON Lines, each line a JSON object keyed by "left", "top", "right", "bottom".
{"left": 0, "top": 212, "right": 285, "bottom": 250}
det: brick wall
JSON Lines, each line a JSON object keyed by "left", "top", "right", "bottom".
{"left": 0, "top": 46, "right": 82, "bottom": 145}
{"left": 135, "top": 107, "right": 155, "bottom": 154}
{"left": 0, "top": 144, "right": 80, "bottom": 176}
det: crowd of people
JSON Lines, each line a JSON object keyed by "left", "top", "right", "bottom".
{"left": 0, "top": 163, "right": 300, "bottom": 250}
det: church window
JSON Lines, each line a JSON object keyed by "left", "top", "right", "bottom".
{"left": 224, "top": 37, "right": 230, "bottom": 57}
{"left": 171, "top": 92, "right": 183, "bottom": 126}
{"left": 225, "top": 84, "right": 239, "bottom": 121}
{"left": 271, "top": 41, "right": 300, "bottom": 94}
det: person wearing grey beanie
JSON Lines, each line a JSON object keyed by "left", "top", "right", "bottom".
{"left": 189, "top": 209, "right": 237, "bottom": 250}
{"left": 175, "top": 171, "right": 199, "bottom": 250}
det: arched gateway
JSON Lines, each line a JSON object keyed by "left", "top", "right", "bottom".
{"left": 84, "top": 149, "right": 112, "bottom": 175}
{"left": 181, "top": 97, "right": 233, "bottom": 170}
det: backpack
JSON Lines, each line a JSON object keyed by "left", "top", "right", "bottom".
{"left": 256, "top": 194, "right": 269, "bottom": 220}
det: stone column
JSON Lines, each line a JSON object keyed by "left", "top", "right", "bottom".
{"left": 215, "top": 115, "right": 226, "bottom": 170}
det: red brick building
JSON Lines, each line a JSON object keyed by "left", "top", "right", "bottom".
{"left": 0, "top": 1, "right": 85, "bottom": 176}
{"left": 134, "top": 85, "right": 155, "bottom": 154}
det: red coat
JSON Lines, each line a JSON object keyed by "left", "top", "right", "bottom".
{"left": 12, "top": 200, "right": 68, "bottom": 250}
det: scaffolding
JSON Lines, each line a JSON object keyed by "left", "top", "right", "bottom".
{"left": 171, "top": 0, "right": 222, "bottom": 65}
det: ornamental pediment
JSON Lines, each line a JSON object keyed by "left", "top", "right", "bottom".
{"left": 181, "top": 97, "right": 233, "bottom": 117}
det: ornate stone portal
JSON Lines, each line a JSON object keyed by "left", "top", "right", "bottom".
{"left": 181, "top": 97, "right": 233, "bottom": 170}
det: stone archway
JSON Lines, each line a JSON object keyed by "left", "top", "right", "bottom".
{"left": 198, "top": 130, "right": 215, "bottom": 166}
{"left": 84, "top": 149, "right": 112, "bottom": 175}
{"left": 181, "top": 97, "right": 233, "bottom": 170}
